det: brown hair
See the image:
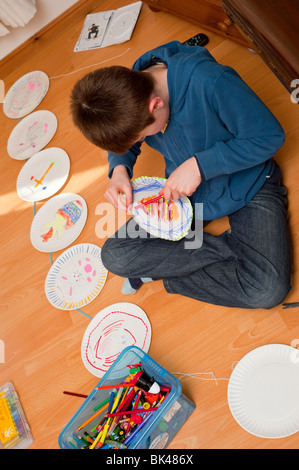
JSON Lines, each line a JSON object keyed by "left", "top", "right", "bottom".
{"left": 70, "top": 66, "right": 155, "bottom": 154}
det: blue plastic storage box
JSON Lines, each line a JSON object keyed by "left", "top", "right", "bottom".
{"left": 58, "top": 346, "right": 195, "bottom": 449}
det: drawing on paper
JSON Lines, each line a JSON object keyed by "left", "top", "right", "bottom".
{"left": 17, "top": 147, "right": 70, "bottom": 202}
{"left": 19, "top": 120, "right": 48, "bottom": 151}
{"left": 3, "top": 71, "right": 49, "bottom": 119}
{"left": 131, "top": 176, "right": 193, "bottom": 241}
{"left": 45, "top": 243, "right": 108, "bottom": 310}
{"left": 136, "top": 195, "right": 180, "bottom": 221}
{"left": 7, "top": 110, "right": 58, "bottom": 160}
{"left": 12, "top": 80, "right": 41, "bottom": 111}
{"left": 30, "top": 160, "right": 56, "bottom": 192}
{"left": 58, "top": 256, "right": 98, "bottom": 298}
{"left": 81, "top": 302, "right": 151, "bottom": 377}
{"left": 30, "top": 193, "right": 87, "bottom": 253}
{"left": 41, "top": 200, "right": 84, "bottom": 242}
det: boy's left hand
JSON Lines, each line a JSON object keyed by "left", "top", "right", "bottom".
{"left": 162, "top": 157, "right": 201, "bottom": 200}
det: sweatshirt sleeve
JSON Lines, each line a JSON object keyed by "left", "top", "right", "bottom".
{"left": 194, "top": 70, "right": 285, "bottom": 180}
{"left": 108, "top": 142, "right": 142, "bottom": 179}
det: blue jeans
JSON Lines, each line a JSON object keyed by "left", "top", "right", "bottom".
{"left": 102, "top": 164, "right": 292, "bottom": 308}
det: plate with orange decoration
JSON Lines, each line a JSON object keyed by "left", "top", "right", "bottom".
{"left": 130, "top": 176, "right": 193, "bottom": 241}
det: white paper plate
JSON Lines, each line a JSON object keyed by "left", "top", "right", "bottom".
{"left": 81, "top": 302, "right": 151, "bottom": 377}
{"left": 30, "top": 193, "right": 87, "bottom": 253}
{"left": 3, "top": 71, "right": 49, "bottom": 119}
{"left": 45, "top": 243, "right": 108, "bottom": 311}
{"left": 16, "top": 147, "right": 70, "bottom": 202}
{"left": 131, "top": 176, "right": 193, "bottom": 241}
{"left": 7, "top": 110, "right": 58, "bottom": 160}
{"left": 227, "top": 344, "right": 299, "bottom": 438}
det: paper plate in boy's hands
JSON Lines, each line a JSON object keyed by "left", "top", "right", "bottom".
{"left": 81, "top": 302, "right": 151, "bottom": 377}
{"left": 3, "top": 71, "right": 49, "bottom": 119}
{"left": 7, "top": 110, "right": 58, "bottom": 160}
{"left": 131, "top": 176, "right": 193, "bottom": 241}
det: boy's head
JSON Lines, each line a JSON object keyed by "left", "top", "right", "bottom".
{"left": 70, "top": 66, "right": 156, "bottom": 154}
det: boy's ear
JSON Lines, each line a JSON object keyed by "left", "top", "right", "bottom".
{"left": 149, "top": 96, "right": 164, "bottom": 113}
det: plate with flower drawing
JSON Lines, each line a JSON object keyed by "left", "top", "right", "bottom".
{"left": 45, "top": 243, "right": 108, "bottom": 310}
{"left": 16, "top": 147, "right": 70, "bottom": 202}
{"left": 81, "top": 302, "right": 151, "bottom": 377}
{"left": 130, "top": 176, "right": 193, "bottom": 241}
{"left": 7, "top": 110, "right": 58, "bottom": 160}
{"left": 3, "top": 70, "right": 49, "bottom": 119}
{"left": 30, "top": 193, "right": 87, "bottom": 253}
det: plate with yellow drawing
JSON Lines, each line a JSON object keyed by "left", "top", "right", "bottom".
{"left": 30, "top": 193, "right": 87, "bottom": 252}
{"left": 130, "top": 176, "right": 193, "bottom": 241}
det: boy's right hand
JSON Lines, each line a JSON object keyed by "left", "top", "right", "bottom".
{"left": 104, "top": 165, "right": 133, "bottom": 212}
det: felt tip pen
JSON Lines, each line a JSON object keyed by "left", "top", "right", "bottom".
{"left": 123, "top": 411, "right": 154, "bottom": 446}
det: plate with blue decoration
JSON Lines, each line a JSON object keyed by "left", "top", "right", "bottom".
{"left": 30, "top": 193, "right": 88, "bottom": 252}
{"left": 130, "top": 176, "right": 193, "bottom": 241}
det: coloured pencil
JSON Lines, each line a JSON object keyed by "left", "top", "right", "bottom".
{"left": 134, "top": 193, "right": 164, "bottom": 210}
{"left": 93, "top": 396, "right": 110, "bottom": 411}
{"left": 95, "top": 383, "right": 130, "bottom": 390}
{"left": 63, "top": 391, "right": 88, "bottom": 399}
{"left": 76, "top": 402, "right": 109, "bottom": 431}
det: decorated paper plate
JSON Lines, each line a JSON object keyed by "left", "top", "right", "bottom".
{"left": 131, "top": 176, "right": 193, "bottom": 241}
{"left": 81, "top": 302, "right": 151, "bottom": 377}
{"left": 7, "top": 110, "right": 58, "bottom": 160}
{"left": 227, "top": 344, "right": 299, "bottom": 438}
{"left": 30, "top": 193, "right": 87, "bottom": 253}
{"left": 16, "top": 147, "right": 70, "bottom": 202}
{"left": 45, "top": 243, "right": 108, "bottom": 311}
{"left": 3, "top": 70, "right": 49, "bottom": 119}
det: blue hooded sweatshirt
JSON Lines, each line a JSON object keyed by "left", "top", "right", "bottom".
{"left": 108, "top": 41, "right": 285, "bottom": 220}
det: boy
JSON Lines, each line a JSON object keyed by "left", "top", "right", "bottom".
{"left": 70, "top": 41, "right": 292, "bottom": 308}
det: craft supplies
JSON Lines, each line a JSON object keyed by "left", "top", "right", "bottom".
{"left": 59, "top": 346, "right": 195, "bottom": 449}
{"left": 0, "top": 382, "right": 33, "bottom": 449}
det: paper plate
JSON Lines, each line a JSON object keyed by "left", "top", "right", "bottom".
{"left": 3, "top": 71, "right": 49, "bottom": 119}
{"left": 30, "top": 193, "right": 87, "bottom": 253}
{"left": 131, "top": 176, "right": 193, "bottom": 241}
{"left": 7, "top": 110, "right": 58, "bottom": 160}
{"left": 81, "top": 302, "right": 151, "bottom": 377}
{"left": 227, "top": 344, "right": 299, "bottom": 438}
{"left": 45, "top": 243, "right": 108, "bottom": 311}
{"left": 16, "top": 147, "right": 70, "bottom": 202}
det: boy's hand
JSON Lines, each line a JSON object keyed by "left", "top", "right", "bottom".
{"left": 104, "top": 165, "right": 133, "bottom": 212}
{"left": 162, "top": 157, "right": 202, "bottom": 200}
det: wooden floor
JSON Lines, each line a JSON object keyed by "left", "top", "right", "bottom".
{"left": 1, "top": 0, "right": 299, "bottom": 450}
